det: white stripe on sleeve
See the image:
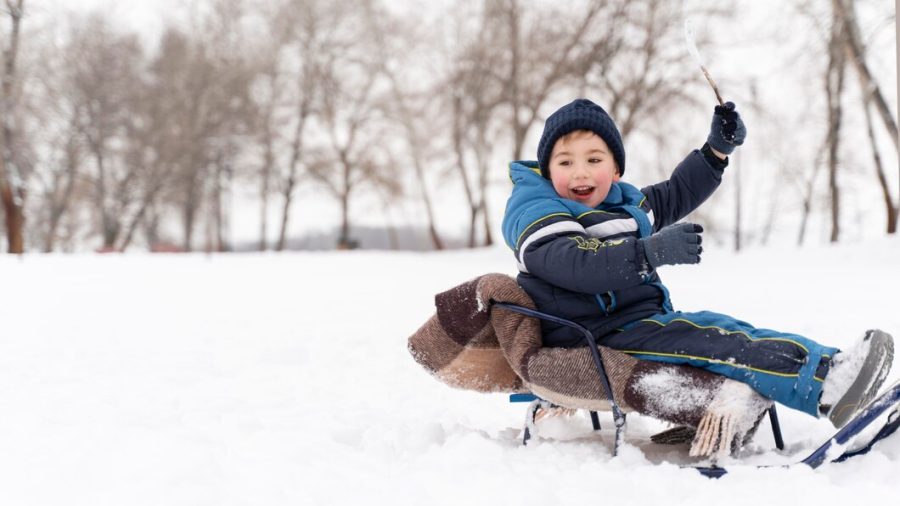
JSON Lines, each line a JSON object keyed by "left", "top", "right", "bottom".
{"left": 516, "top": 220, "right": 585, "bottom": 271}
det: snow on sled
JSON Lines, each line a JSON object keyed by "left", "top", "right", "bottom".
{"left": 407, "top": 274, "right": 900, "bottom": 475}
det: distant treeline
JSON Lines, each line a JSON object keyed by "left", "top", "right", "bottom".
{"left": 0, "top": 0, "right": 895, "bottom": 253}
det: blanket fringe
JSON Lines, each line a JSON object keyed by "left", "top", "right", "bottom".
{"left": 690, "top": 411, "right": 737, "bottom": 458}
{"left": 689, "top": 380, "right": 772, "bottom": 459}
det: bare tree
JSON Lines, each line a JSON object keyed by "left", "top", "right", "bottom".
{"left": 252, "top": 0, "right": 323, "bottom": 252}
{"left": 587, "top": 1, "right": 729, "bottom": 141}
{"left": 835, "top": 0, "right": 898, "bottom": 233}
{"left": 304, "top": 3, "right": 397, "bottom": 249}
{"left": 150, "top": 3, "right": 255, "bottom": 252}
{"left": 9, "top": 7, "right": 78, "bottom": 252}
{"left": 316, "top": 66, "right": 386, "bottom": 249}
{"left": 861, "top": 90, "right": 898, "bottom": 233}
{"left": 499, "top": 0, "right": 628, "bottom": 161}
{"left": 16, "top": 0, "right": 900, "bottom": 252}
{"left": 37, "top": 113, "right": 83, "bottom": 252}
{"left": 63, "top": 15, "right": 147, "bottom": 251}
{"left": 796, "top": 0, "right": 897, "bottom": 243}
{"left": 115, "top": 70, "right": 186, "bottom": 252}
{"left": 444, "top": 3, "right": 506, "bottom": 248}
{"left": 794, "top": 1, "right": 840, "bottom": 245}
{"left": 362, "top": 0, "right": 445, "bottom": 250}
{"left": 253, "top": 58, "right": 280, "bottom": 252}
{"left": 825, "top": 1, "right": 847, "bottom": 243}
{"left": 833, "top": 0, "right": 898, "bottom": 152}
{"left": 274, "top": 29, "right": 315, "bottom": 253}
{"left": 0, "top": 0, "right": 25, "bottom": 253}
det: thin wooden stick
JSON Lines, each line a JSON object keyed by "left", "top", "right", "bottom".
{"left": 701, "top": 65, "right": 725, "bottom": 106}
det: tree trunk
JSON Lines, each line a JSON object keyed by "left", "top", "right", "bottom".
{"left": 118, "top": 196, "right": 152, "bottom": 252}
{"left": 93, "top": 147, "right": 119, "bottom": 249}
{"left": 118, "top": 163, "right": 173, "bottom": 252}
{"left": 833, "top": 0, "right": 899, "bottom": 152}
{"left": 412, "top": 156, "right": 443, "bottom": 251}
{"left": 0, "top": 184, "right": 23, "bottom": 252}
{"left": 44, "top": 147, "right": 79, "bottom": 252}
{"left": 468, "top": 203, "right": 478, "bottom": 248}
{"left": 507, "top": 0, "right": 522, "bottom": 161}
{"left": 259, "top": 170, "right": 270, "bottom": 251}
{"left": 214, "top": 156, "right": 230, "bottom": 252}
{"left": 480, "top": 197, "right": 494, "bottom": 247}
{"left": 276, "top": 174, "right": 295, "bottom": 252}
{"left": 183, "top": 205, "right": 196, "bottom": 252}
{"left": 276, "top": 102, "right": 309, "bottom": 252}
{"left": 0, "top": 0, "right": 26, "bottom": 254}
{"left": 384, "top": 75, "right": 442, "bottom": 249}
{"left": 862, "top": 96, "right": 898, "bottom": 233}
{"left": 473, "top": 126, "right": 490, "bottom": 248}
{"left": 337, "top": 156, "right": 353, "bottom": 249}
{"left": 733, "top": 154, "right": 741, "bottom": 252}
{"left": 144, "top": 205, "right": 160, "bottom": 249}
{"left": 338, "top": 192, "right": 351, "bottom": 249}
{"left": 797, "top": 150, "right": 825, "bottom": 246}
{"left": 452, "top": 96, "right": 479, "bottom": 248}
{"left": 826, "top": 6, "right": 846, "bottom": 243}
{"left": 217, "top": 187, "right": 228, "bottom": 252}
{"left": 258, "top": 127, "right": 274, "bottom": 251}
{"left": 182, "top": 174, "right": 199, "bottom": 252}
{"left": 402, "top": 109, "right": 443, "bottom": 250}
{"left": 474, "top": 134, "right": 494, "bottom": 247}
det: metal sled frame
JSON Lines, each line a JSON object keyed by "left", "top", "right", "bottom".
{"left": 492, "top": 302, "right": 785, "bottom": 456}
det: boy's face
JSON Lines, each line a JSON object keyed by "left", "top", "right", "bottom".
{"left": 548, "top": 131, "right": 620, "bottom": 208}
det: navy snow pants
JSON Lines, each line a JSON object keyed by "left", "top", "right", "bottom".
{"left": 602, "top": 311, "right": 840, "bottom": 416}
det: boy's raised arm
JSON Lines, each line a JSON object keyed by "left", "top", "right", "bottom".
{"left": 642, "top": 102, "right": 746, "bottom": 230}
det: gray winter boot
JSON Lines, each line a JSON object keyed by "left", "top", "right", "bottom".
{"left": 819, "top": 329, "right": 894, "bottom": 428}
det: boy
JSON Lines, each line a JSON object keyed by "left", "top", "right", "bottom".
{"left": 501, "top": 98, "right": 893, "bottom": 427}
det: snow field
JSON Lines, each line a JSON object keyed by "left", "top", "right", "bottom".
{"left": 0, "top": 239, "right": 899, "bottom": 505}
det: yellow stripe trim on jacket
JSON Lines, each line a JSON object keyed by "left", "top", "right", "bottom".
{"left": 576, "top": 209, "right": 615, "bottom": 219}
{"left": 619, "top": 349, "right": 826, "bottom": 382}
{"left": 637, "top": 317, "right": 812, "bottom": 354}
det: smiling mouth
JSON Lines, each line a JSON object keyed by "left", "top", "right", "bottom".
{"left": 570, "top": 185, "right": 595, "bottom": 197}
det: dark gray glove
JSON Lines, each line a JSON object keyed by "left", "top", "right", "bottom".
{"left": 640, "top": 223, "right": 703, "bottom": 268}
{"left": 707, "top": 101, "right": 746, "bottom": 155}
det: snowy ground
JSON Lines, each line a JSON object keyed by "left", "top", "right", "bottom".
{"left": 1, "top": 238, "right": 899, "bottom": 505}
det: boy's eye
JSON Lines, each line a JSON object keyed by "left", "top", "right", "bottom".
{"left": 589, "top": 158, "right": 602, "bottom": 163}
{"left": 558, "top": 160, "right": 571, "bottom": 166}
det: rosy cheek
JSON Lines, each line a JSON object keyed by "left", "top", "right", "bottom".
{"left": 553, "top": 183, "right": 566, "bottom": 196}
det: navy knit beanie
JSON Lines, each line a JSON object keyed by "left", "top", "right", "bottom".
{"left": 537, "top": 98, "right": 625, "bottom": 178}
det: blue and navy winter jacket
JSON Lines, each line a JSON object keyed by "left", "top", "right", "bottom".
{"left": 501, "top": 149, "right": 726, "bottom": 347}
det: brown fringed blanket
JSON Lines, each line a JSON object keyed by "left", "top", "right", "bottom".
{"left": 408, "top": 273, "right": 774, "bottom": 458}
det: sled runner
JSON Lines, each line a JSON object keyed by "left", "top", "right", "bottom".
{"left": 509, "top": 390, "right": 786, "bottom": 451}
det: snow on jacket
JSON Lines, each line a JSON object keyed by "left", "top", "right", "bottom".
{"left": 501, "top": 149, "right": 725, "bottom": 347}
